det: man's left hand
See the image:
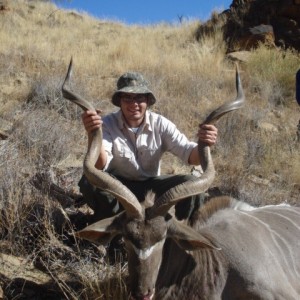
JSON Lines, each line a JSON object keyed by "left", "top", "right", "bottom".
{"left": 198, "top": 124, "right": 218, "bottom": 146}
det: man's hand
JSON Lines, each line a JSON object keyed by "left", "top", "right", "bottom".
{"left": 197, "top": 124, "right": 218, "bottom": 146}
{"left": 81, "top": 109, "right": 103, "bottom": 134}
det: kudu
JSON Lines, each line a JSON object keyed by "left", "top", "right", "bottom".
{"left": 62, "top": 59, "right": 300, "bottom": 300}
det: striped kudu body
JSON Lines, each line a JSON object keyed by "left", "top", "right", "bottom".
{"left": 62, "top": 59, "right": 300, "bottom": 300}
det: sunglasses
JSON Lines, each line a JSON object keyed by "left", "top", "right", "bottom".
{"left": 120, "top": 94, "right": 148, "bottom": 104}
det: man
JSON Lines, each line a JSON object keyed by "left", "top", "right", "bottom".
{"left": 79, "top": 72, "right": 218, "bottom": 222}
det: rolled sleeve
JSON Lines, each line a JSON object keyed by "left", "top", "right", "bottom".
{"left": 160, "top": 117, "right": 197, "bottom": 165}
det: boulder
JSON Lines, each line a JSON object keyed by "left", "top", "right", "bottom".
{"left": 235, "top": 24, "right": 275, "bottom": 50}
{"left": 226, "top": 50, "right": 252, "bottom": 63}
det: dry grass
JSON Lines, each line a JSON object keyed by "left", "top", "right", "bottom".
{"left": 0, "top": 0, "right": 300, "bottom": 298}
{"left": 246, "top": 45, "right": 300, "bottom": 105}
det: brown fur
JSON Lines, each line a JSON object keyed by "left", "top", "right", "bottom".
{"left": 192, "top": 196, "right": 233, "bottom": 225}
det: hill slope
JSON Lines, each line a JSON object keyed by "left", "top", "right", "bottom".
{"left": 0, "top": 0, "right": 299, "bottom": 298}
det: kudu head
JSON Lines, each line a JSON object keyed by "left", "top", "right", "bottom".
{"left": 62, "top": 58, "right": 245, "bottom": 300}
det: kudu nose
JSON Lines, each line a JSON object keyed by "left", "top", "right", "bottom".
{"left": 131, "top": 289, "right": 153, "bottom": 300}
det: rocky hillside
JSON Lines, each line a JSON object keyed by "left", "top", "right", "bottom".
{"left": 197, "top": 0, "right": 300, "bottom": 52}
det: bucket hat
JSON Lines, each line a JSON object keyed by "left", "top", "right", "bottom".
{"left": 112, "top": 72, "right": 156, "bottom": 107}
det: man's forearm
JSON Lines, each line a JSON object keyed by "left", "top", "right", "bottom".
{"left": 188, "top": 146, "right": 201, "bottom": 166}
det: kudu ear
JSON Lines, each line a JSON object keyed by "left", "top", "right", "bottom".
{"left": 76, "top": 212, "right": 125, "bottom": 245}
{"left": 168, "top": 219, "right": 221, "bottom": 251}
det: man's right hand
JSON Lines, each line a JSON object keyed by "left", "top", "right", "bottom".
{"left": 81, "top": 109, "right": 103, "bottom": 134}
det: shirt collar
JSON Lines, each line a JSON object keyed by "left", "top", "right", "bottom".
{"left": 116, "top": 110, "right": 152, "bottom": 132}
{"left": 144, "top": 110, "right": 152, "bottom": 132}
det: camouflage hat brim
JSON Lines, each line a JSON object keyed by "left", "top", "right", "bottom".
{"left": 112, "top": 87, "right": 156, "bottom": 107}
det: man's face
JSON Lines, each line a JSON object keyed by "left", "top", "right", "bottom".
{"left": 120, "top": 93, "right": 148, "bottom": 125}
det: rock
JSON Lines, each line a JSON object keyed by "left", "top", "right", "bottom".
{"left": 226, "top": 50, "right": 252, "bottom": 63}
{"left": 0, "top": 117, "right": 13, "bottom": 140}
{"left": 233, "top": 25, "right": 276, "bottom": 50}
{"left": 257, "top": 121, "right": 279, "bottom": 133}
{"left": 0, "top": 253, "right": 51, "bottom": 284}
{"left": 0, "top": 0, "right": 8, "bottom": 11}
{"left": 248, "top": 174, "right": 270, "bottom": 186}
{"left": 0, "top": 253, "right": 81, "bottom": 299}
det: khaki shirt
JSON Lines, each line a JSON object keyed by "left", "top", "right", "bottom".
{"left": 102, "top": 110, "right": 197, "bottom": 181}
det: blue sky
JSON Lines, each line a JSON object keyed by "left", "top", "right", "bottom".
{"left": 55, "top": 0, "right": 233, "bottom": 25}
